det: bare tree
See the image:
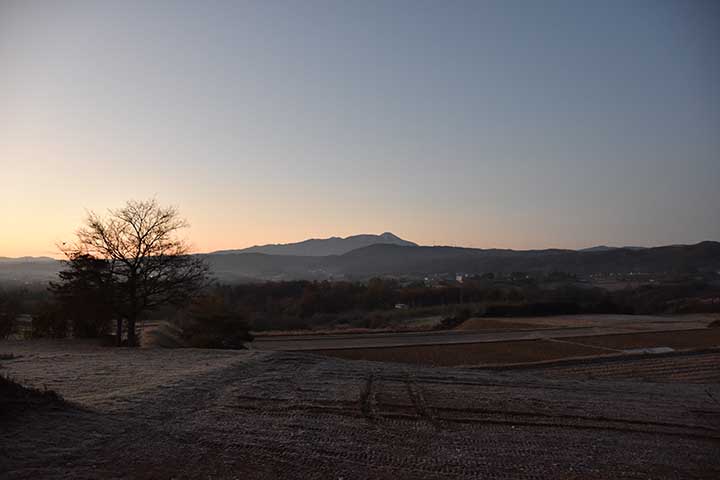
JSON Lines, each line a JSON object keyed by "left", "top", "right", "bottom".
{"left": 61, "top": 199, "right": 209, "bottom": 346}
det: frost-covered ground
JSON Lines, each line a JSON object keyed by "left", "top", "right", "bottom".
{"left": 1, "top": 340, "right": 719, "bottom": 479}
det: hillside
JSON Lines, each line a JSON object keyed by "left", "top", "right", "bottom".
{"left": 0, "top": 259, "right": 63, "bottom": 284}
{"left": 206, "top": 241, "right": 720, "bottom": 281}
{"left": 212, "top": 232, "right": 417, "bottom": 256}
{"left": 0, "top": 257, "right": 56, "bottom": 263}
{"left": 330, "top": 241, "right": 720, "bottom": 277}
{"left": 2, "top": 241, "right": 718, "bottom": 284}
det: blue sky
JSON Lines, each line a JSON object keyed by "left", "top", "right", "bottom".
{"left": 1, "top": 0, "right": 718, "bottom": 256}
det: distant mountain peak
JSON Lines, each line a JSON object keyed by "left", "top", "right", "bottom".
{"left": 211, "top": 232, "right": 418, "bottom": 257}
{"left": 380, "top": 232, "right": 402, "bottom": 240}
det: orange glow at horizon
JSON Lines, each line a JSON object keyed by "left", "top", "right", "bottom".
{"left": 2, "top": 2, "right": 718, "bottom": 257}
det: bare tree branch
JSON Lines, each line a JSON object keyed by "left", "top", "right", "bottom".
{"left": 60, "top": 199, "right": 210, "bottom": 346}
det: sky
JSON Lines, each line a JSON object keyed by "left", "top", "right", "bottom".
{"left": 1, "top": 0, "right": 718, "bottom": 257}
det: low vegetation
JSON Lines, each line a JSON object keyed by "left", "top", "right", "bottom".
{"left": 178, "top": 295, "right": 254, "bottom": 349}
{"left": 0, "top": 289, "right": 20, "bottom": 339}
{"left": 0, "top": 374, "right": 66, "bottom": 416}
{"left": 189, "top": 276, "right": 720, "bottom": 333}
{"left": 1, "top": 269, "right": 719, "bottom": 343}
{"left": 1, "top": 353, "right": 65, "bottom": 416}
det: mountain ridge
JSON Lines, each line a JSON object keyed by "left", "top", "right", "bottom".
{"left": 0, "top": 256, "right": 57, "bottom": 263}
{"left": 579, "top": 245, "right": 647, "bottom": 252}
{"left": 2, "top": 241, "right": 718, "bottom": 284}
{"left": 203, "top": 240, "right": 720, "bottom": 282}
{"left": 212, "top": 232, "right": 417, "bottom": 256}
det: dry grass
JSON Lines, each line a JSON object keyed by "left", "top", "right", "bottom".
{"left": 0, "top": 374, "right": 66, "bottom": 417}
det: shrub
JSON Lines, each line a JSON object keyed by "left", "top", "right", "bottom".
{"left": 181, "top": 295, "right": 253, "bottom": 349}
{"left": 0, "top": 375, "right": 66, "bottom": 416}
{"left": 31, "top": 303, "right": 69, "bottom": 338}
{"left": 0, "top": 313, "right": 14, "bottom": 339}
{"left": 71, "top": 309, "right": 112, "bottom": 338}
{"left": 435, "top": 306, "right": 475, "bottom": 330}
{"left": 0, "top": 293, "right": 20, "bottom": 339}
{"left": 483, "top": 301, "right": 581, "bottom": 317}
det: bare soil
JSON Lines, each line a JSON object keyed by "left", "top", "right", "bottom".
{"left": 254, "top": 315, "right": 443, "bottom": 337}
{"left": 314, "top": 339, "right": 611, "bottom": 366}
{"left": 309, "top": 325, "right": 720, "bottom": 368}
{"left": 1, "top": 340, "right": 718, "bottom": 479}
{"left": 457, "top": 313, "right": 715, "bottom": 330}
{"left": 453, "top": 318, "right": 544, "bottom": 330}
{"left": 511, "top": 350, "right": 720, "bottom": 384}
{"left": 570, "top": 329, "right": 720, "bottom": 350}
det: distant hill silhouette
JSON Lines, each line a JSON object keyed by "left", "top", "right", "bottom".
{"left": 2, "top": 241, "right": 719, "bottom": 284}
{"left": 212, "top": 232, "right": 417, "bottom": 256}
{"left": 204, "top": 241, "right": 720, "bottom": 282}
{"left": 578, "top": 246, "right": 647, "bottom": 252}
{"left": 0, "top": 256, "right": 56, "bottom": 263}
{"left": 0, "top": 257, "right": 64, "bottom": 284}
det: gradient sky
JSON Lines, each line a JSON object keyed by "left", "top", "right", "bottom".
{"left": 1, "top": 0, "right": 719, "bottom": 257}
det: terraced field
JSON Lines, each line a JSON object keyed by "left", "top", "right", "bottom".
{"left": 310, "top": 327, "right": 720, "bottom": 367}
{"left": 568, "top": 328, "right": 720, "bottom": 351}
{"left": 456, "top": 314, "right": 715, "bottom": 331}
{"left": 1, "top": 341, "right": 719, "bottom": 479}
{"left": 512, "top": 350, "right": 720, "bottom": 384}
{"left": 313, "top": 338, "right": 611, "bottom": 366}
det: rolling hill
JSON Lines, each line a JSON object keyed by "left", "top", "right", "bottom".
{"left": 211, "top": 232, "right": 417, "bottom": 256}
{"left": 2, "top": 241, "right": 718, "bottom": 284}
{"left": 205, "top": 241, "right": 720, "bottom": 282}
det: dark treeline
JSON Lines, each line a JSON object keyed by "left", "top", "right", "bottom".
{"left": 2, "top": 273, "right": 719, "bottom": 339}
{"left": 203, "top": 275, "right": 720, "bottom": 331}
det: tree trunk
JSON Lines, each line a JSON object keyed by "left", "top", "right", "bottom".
{"left": 116, "top": 318, "right": 123, "bottom": 346}
{"left": 127, "top": 277, "right": 138, "bottom": 347}
{"left": 127, "top": 315, "right": 137, "bottom": 347}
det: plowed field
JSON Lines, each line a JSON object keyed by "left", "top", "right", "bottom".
{"left": 1, "top": 341, "right": 718, "bottom": 479}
